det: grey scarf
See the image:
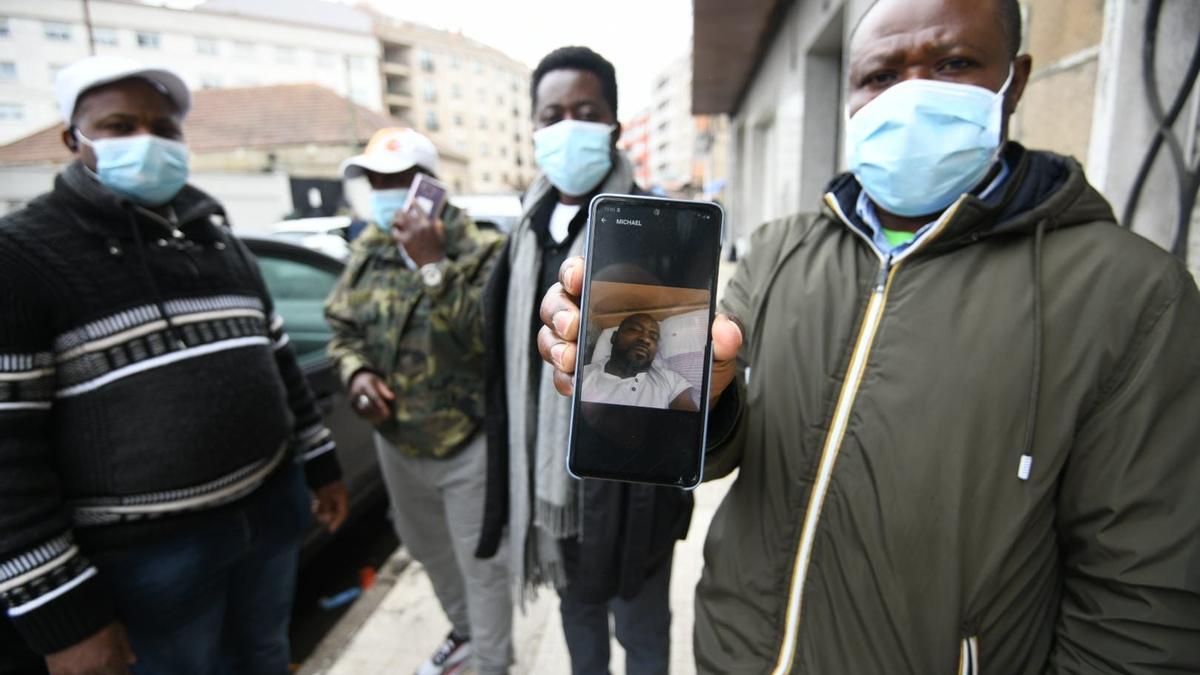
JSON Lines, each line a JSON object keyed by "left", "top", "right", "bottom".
{"left": 504, "top": 155, "right": 636, "bottom": 596}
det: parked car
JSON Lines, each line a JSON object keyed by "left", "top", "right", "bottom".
{"left": 450, "top": 193, "right": 523, "bottom": 233}
{"left": 240, "top": 235, "right": 385, "bottom": 559}
{"left": 268, "top": 216, "right": 354, "bottom": 260}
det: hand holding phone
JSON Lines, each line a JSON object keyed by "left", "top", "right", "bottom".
{"left": 539, "top": 259, "right": 743, "bottom": 405}
{"left": 393, "top": 173, "right": 449, "bottom": 266}
{"left": 539, "top": 194, "right": 741, "bottom": 489}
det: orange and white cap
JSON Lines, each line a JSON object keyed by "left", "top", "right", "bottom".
{"left": 340, "top": 127, "right": 439, "bottom": 178}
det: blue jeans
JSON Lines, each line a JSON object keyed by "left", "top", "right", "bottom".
{"left": 89, "top": 464, "right": 311, "bottom": 675}
{"left": 558, "top": 551, "right": 673, "bottom": 675}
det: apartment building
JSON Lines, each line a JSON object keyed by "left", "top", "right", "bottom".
{"left": 0, "top": 0, "right": 384, "bottom": 145}
{"left": 372, "top": 15, "right": 535, "bottom": 193}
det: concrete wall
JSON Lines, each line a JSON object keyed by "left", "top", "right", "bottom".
{"left": 1011, "top": 0, "right": 1107, "bottom": 165}
{"left": 726, "top": 0, "right": 875, "bottom": 249}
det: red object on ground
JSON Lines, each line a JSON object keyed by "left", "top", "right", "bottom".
{"left": 359, "top": 566, "right": 376, "bottom": 590}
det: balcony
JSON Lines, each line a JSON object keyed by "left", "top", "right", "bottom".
{"left": 383, "top": 61, "right": 412, "bottom": 77}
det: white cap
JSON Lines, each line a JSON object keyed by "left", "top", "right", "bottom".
{"left": 55, "top": 55, "right": 191, "bottom": 125}
{"left": 340, "top": 127, "right": 439, "bottom": 178}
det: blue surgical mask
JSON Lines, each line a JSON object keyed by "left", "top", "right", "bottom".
{"left": 533, "top": 120, "right": 615, "bottom": 197}
{"left": 75, "top": 130, "right": 190, "bottom": 206}
{"left": 846, "top": 68, "right": 1013, "bottom": 217}
{"left": 369, "top": 189, "right": 408, "bottom": 232}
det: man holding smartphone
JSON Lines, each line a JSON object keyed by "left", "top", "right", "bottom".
{"left": 536, "top": 0, "right": 1200, "bottom": 672}
{"left": 325, "top": 128, "right": 511, "bottom": 675}
{"left": 475, "top": 47, "right": 693, "bottom": 675}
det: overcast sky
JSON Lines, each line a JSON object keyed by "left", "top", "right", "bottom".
{"left": 360, "top": 0, "right": 694, "bottom": 119}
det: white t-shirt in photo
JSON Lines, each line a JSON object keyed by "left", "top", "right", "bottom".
{"left": 580, "top": 360, "right": 693, "bottom": 409}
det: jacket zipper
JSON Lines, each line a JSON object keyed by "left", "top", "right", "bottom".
{"left": 957, "top": 635, "right": 981, "bottom": 675}
{"left": 770, "top": 194, "right": 964, "bottom": 674}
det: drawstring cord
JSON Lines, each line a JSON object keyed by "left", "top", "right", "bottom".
{"left": 126, "top": 206, "right": 187, "bottom": 351}
{"left": 1018, "top": 218, "right": 1048, "bottom": 481}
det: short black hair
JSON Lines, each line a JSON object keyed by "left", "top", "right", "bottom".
{"left": 531, "top": 46, "right": 618, "bottom": 119}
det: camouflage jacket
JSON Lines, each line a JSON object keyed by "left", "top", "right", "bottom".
{"left": 324, "top": 206, "right": 504, "bottom": 458}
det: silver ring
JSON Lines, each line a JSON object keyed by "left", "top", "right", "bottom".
{"left": 355, "top": 394, "right": 372, "bottom": 410}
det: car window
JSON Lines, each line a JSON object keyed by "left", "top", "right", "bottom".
{"left": 255, "top": 253, "right": 339, "bottom": 368}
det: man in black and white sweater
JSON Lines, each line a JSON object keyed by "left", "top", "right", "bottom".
{"left": 0, "top": 56, "right": 347, "bottom": 674}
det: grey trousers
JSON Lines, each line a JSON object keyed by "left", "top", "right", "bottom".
{"left": 375, "top": 432, "right": 513, "bottom": 675}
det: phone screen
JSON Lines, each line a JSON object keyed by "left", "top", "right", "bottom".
{"left": 567, "top": 194, "right": 723, "bottom": 489}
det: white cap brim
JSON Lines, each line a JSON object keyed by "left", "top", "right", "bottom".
{"left": 56, "top": 56, "right": 191, "bottom": 125}
{"left": 340, "top": 153, "right": 420, "bottom": 179}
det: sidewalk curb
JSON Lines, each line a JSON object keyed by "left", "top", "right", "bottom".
{"left": 297, "top": 547, "right": 413, "bottom": 675}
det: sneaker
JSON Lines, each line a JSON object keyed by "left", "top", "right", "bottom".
{"left": 416, "top": 631, "right": 472, "bottom": 675}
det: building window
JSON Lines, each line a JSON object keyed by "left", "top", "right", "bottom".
{"left": 422, "top": 81, "right": 437, "bottom": 102}
{"left": 200, "top": 75, "right": 220, "bottom": 89}
{"left": 499, "top": 145, "right": 508, "bottom": 158}
{"left": 0, "top": 18, "right": 11, "bottom": 38}
{"left": 0, "top": 62, "right": 16, "bottom": 81}
{"left": 276, "top": 47, "right": 296, "bottom": 64}
{"left": 481, "top": 171, "right": 491, "bottom": 182}
{"left": 136, "top": 32, "right": 161, "bottom": 49}
{"left": 418, "top": 50, "right": 435, "bottom": 72}
{"left": 233, "top": 41, "right": 254, "bottom": 58}
{"left": 453, "top": 113, "right": 464, "bottom": 127}
{"left": 195, "top": 37, "right": 218, "bottom": 55}
{"left": 315, "top": 51, "right": 335, "bottom": 68}
{"left": 425, "top": 111, "right": 439, "bottom": 131}
{"left": 92, "top": 27, "right": 117, "bottom": 46}
{"left": 0, "top": 102, "right": 23, "bottom": 120}
{"left": 43, "top": 21, "right": 71, "bottom": 42}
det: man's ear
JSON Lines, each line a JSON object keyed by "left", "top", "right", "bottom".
{"left": 61, "top": 126, "right": 79, "bottom": 154}
{"left": 610, "top": 330, "right": 618, "bottom": 345}
{"left": 1005, "top": 54, "right": 1033, "bottom": 116}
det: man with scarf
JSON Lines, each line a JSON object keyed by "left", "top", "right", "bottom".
{"left": 0, "top": 55, "right": 347, "bottom": 674}
{"left": 474, "top": 47, "right": 693, "bottom": 675}
{"left": 536, "top": 0, "right": 1200, "bottom": 672}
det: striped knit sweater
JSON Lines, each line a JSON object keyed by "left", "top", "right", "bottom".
{"left": 0, "top": 163, "right": 341, "bottom": 655}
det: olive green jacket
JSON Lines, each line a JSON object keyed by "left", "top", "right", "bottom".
{"left": 697, "top": 146, "right": 1200, "bottom": 674}
{"left": 324, "top": 209, "right": 504, "bottom": 458}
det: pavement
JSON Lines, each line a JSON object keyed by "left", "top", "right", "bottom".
{"left": 299, "top": 474, "right": 734, "bottom": 675}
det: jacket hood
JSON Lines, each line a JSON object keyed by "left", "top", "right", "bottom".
{"left": 826, "top": 143, "right": 1117, "bottom": 254}
{"left": 47, "top": 161, "right": 227, "bottom": 241}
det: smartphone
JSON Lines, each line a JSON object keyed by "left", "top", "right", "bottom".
{"left": 566, "top": 194, "right": 724, "bottom": 490}
{"left": 405, "top": 173, "right": 448, "bottom": 220}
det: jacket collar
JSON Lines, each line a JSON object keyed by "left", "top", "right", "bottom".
{"left": 53, "top": 161, "right": 229, "bottom": 242}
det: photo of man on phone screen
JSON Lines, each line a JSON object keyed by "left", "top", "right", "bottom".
{"left": 580, "top": 313, "right": 698, "bottom": 411}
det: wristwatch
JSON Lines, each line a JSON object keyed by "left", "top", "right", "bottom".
{"left": 419, "top": 261, "right": 444, "bottom": 287}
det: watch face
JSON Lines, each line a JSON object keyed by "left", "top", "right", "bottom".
{"left": 421, "top": 264, "right": 443, "bottom": 286}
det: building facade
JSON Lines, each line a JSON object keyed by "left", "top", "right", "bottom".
{"left": 372, "top": 14, "right": 535, "bottom": 194}
{"left": 693, "top": 0, "right": 1200, "bottom": 277}
{"left": 0, "top": 0, "right": 384, "bottom": 145}
{"left": 637, "top": 50, "right": 731, "bottom": 198}
{"left": 620, "top": 109, "right": 653, "bottom": 187}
